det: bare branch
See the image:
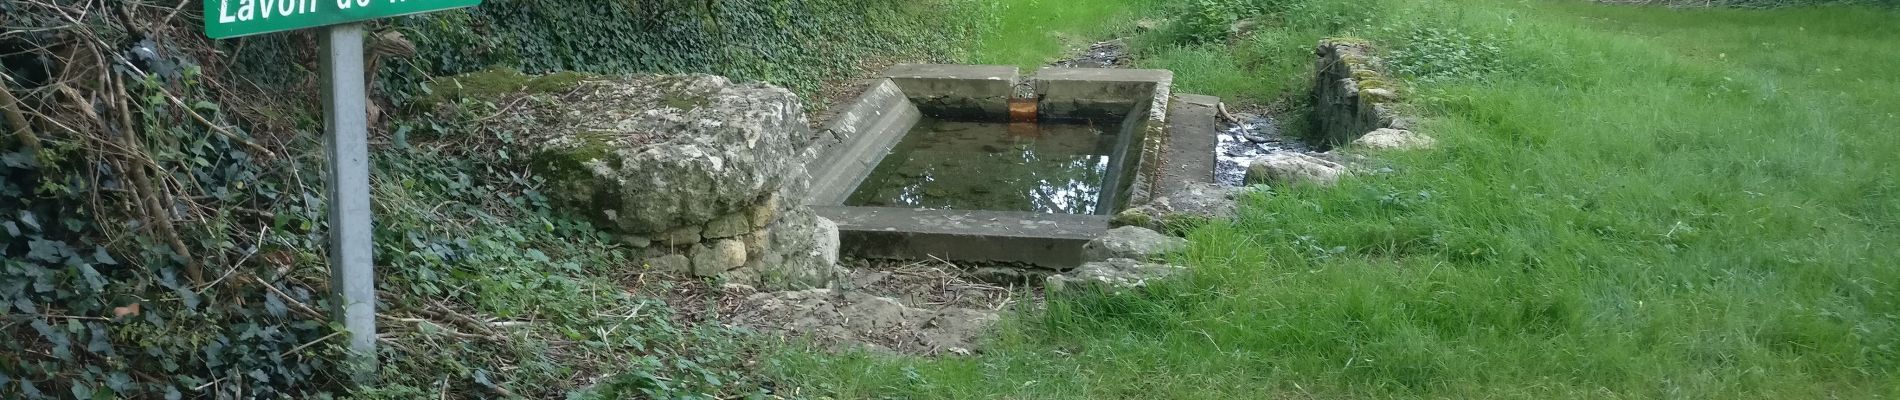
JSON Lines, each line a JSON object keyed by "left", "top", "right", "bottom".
{"left": 0, "top": 73, "right": 42, "bottom": 154}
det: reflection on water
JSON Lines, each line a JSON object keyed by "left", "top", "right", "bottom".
{"left": 845, "top": 118, "right": 1123, "bottom": 214}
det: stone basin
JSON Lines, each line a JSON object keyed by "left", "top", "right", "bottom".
{"left": 806, "top": 64, "right": 1219, "bottom": 269}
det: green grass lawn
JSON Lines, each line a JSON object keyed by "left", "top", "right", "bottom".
{"left": 770, "top": 0, "right": 1900, "bottom": 397}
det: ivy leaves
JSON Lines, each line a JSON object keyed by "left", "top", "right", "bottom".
{"left": 3, "top": 13, "right": 338, "bottom": 397}
{"left": 7, "top": 207, "right": 115, "bottom": 321}
{"left": 384, "top": 0, "right": 977, "bottom": 106}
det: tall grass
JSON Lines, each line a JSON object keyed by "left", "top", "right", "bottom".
{"left": 1598, "top": 0, "right": 1896, "bottom": 8}
{"left": 774, "top": 0, "right": 1900, "bottom": 397}
{"left": 966, "top": 0, "right": 1165, "bottom": 69}
{"left": 1133, "top": 0, "right": 1393, "bottom": 103}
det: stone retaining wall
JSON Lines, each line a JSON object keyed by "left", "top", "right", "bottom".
{"left": 1312, "top": 39, "right": 1415, "bottom": 146}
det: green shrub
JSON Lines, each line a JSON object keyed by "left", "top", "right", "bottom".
{"left": 1142, "top": 45, "right": 1272, "bottom": 101}
{"left": 1386, "top": 26, "right": 1511, "bottom": 82}
{"left": 1167, "top": 0, "right": 1250, "bottom": 44}
{"left": 1158, "top": 0, "right": 1333, "bottom": 43}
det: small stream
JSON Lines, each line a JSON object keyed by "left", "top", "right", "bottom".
{"left": 1048, "top": 39, "right": 1133, "bottom": 68}
{"left": 1048, "top": 40, "right": 1320, "bottom": 188}
{"left": 1214, "top": 113, "right": 1315, "bottom": 186}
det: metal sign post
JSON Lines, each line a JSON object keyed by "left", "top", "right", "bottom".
{"left": 318, "top": 23, "right": 377, "bottom": 382}
{"left": 206, "top": 0, "right": 484, "bottom": 384}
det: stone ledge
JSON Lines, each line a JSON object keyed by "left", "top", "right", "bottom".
{"left": 1034, "top": 67, "right": 1173, "bottom": 121}
{"left": 807, "top": 79, "right": 922, "bottom": 206}
{"left": 813, "top": 206, "right": 1110, "bottom": 269}
{"left": 1045, "top": 258, "right": 1185, "bottom": 294}
{"left": 880, "top": 64, "right": 1019, "bottom": 120}
{"left": 1313, "top": 38, "right": 1420, "bottom": 147}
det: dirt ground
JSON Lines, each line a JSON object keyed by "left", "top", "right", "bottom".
{"left": 646, "top": 258, "right": 1041, "bottom": 355}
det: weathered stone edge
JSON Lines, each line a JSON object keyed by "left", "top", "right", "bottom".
{"left": 1314, "top": 38, "right": 1425, "bottom": 147}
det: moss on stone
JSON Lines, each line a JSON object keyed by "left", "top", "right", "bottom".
{"left": 526, "top": 71, "right": 591, "bottom": 92}
{"left": 661, "top": 93, "right": 712, "bottom": 111}
{"left": 419, "top": 68, "right": 595, "bottom": 107}
{"left": 1341, "top": 54, "right": 1376, "bottom": 66}
{"left": 1112, "top": 208, "right": 1153, "bottom": 228}
{"left": 1349, "top": 68, "right": 1398, "bottom": 94}
{"left": 528, "top": 131, "right": 618, "bottom": 204}
{"left": 1357, "top": 78, "right": 1395, "bottom": 92}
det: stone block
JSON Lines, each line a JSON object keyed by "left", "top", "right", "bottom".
{"left": 703, "top": 211, "right": 752, "bottom": 239}
{"left": 661, "top": 225, "right": 703, "bottom": 247}
{"left": 531, "top": 74, "right": 810, "bottom": 235}
{"left": 1246, "top": 152, "right": 1346, "bottom": 187}
{"left": 691, "top": 240, "right": 747, "bottom": 277}
{"left": 1082, "top": 226, "right": 1189, "bottom": 262}
{"left": 1045, "top": 258, "right": 1184, "bottom": 293}
{"left": 646, "top": 254, "right": 689, "bottom": 274}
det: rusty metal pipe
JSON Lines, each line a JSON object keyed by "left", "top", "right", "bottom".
{"left": 1008, "top": 98, "right": 1037, "bottom": 123}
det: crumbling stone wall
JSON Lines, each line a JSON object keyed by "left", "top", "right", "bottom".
{"left": 528, "top": 74, "right": 844, "bottom": 289}
{"left": 1312, "top": 39, "right": 1414, "bottom": 146}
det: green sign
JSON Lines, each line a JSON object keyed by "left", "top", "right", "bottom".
{"left": 204, "top": 0, "right": 482, "bottom": 39}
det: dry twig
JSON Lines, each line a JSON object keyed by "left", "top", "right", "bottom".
{"left": 111, "top": 73, "right": 202, "bottom": 284}
{"left": 249, "top": 275, "right": 325, "bottom": 320}
{"left": 161, "top": 92, "right": 276, "bottom": 158}
{"left": 1217, "top": 102, "right": 1242, "bottom": 124}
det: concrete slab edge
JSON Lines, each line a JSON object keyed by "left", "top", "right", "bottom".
{"left": 807, "top": 79, "right": 921, "bottom": 205}
{"left": 813, "top": 206, "right": 1111, "bottom": 268}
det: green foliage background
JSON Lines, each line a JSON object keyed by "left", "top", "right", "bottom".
{"left": 390, "top": 0, "right": 980, "bottom": 103}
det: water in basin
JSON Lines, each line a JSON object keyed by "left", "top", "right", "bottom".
{"left": 844, "top": 117, "right": 1138, "bottom": 215}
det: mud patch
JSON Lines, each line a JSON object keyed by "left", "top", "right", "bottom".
{"left": 1049, "top": 39, "right": 1133, "bottom": 68}
{"left": 839, "top": 258, "right": 1034, "bottom": 311}
{"left": 656, "top": 258, "right": 1035, "bottom": 356}
{"left": 728, "top": 288, "right": 996, "bottom": 355}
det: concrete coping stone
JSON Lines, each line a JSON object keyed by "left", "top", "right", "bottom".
{"left": 878, "top": 64, "right": 1020, "bottom": 120}
{"left": 1032, "top": 67, "right": 1173, "bottom": 83}
{"left": 813, "top": 206, "right": 1110, "bottom": 268}
{"left": 1031, "top": 68, "right": 1173, "bottom": 102}
{"left": 1156, "top": 93, "right": 1221, "bottom": 195}
{"left": 879, "top": 64, "right": 1021, "bottom": 81}
{"left": 808, "top": 79, "right": 921, "bottom": 206}
{"left": 819, "top": 79, "right": 910, "bottom": 138}
{"left": 815, "top": 206, "right": 1107, "bottom": 240}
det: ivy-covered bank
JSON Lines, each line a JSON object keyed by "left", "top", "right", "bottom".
{"left": 1, "top": 0, "right": 980, "bottom": 397}
{"left": 377, "top": 0, "right": 979, "bottom": 104}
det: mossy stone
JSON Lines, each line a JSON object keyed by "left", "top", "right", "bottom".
{"left": 418, "top": 68, "right": 593, "bottom": 108}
